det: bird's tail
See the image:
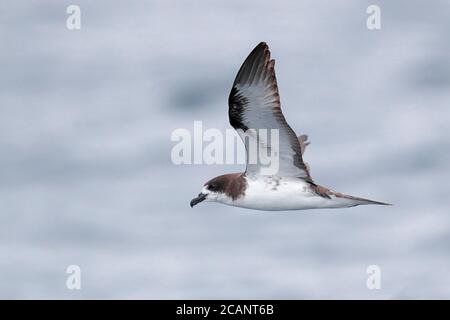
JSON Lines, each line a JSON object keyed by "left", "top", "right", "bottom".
{"left": 337, "top": 193, "right": 392, "bottom": 206}
{"left": 310, "top": 183, "right": 391, "bottom": 207}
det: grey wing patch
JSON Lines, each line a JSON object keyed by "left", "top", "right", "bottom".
{"left": 297, "top": 134, "right": 311, "bottom": 173}
{"left": 297, "top": 134, "right": 310, "bottom": 155}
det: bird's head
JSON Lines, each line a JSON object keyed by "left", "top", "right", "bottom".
{"left": 190, "top": 173, "right": 246, "bottom": 208}
{"left": 190, "top": 176, "right": 227, "bottom": 207}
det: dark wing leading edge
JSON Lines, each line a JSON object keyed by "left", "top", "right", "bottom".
{"left": 228, "top": 42, "right": 312, "bottom": 181}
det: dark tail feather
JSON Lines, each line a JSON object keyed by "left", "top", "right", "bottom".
{"left": 340, "top": 194, "right": 392, "bottom": 206}
{"left": 311, "top": 183, "right": 392, "bottom": 206}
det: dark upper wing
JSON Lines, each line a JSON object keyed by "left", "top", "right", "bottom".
{"left": 228, "top": 42, "right": 312, "bottom": 180}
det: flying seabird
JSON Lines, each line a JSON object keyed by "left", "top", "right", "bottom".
{"left": 190, "top": 42, "right": 390, "bottom": 210}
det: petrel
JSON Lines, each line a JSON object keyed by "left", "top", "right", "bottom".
{"left": 190, "top": 42, "right": 389, "bottom": 210}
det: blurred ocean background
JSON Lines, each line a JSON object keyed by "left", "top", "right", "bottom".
{"left": 1, "top": 0, "right": 449, "bottom": 299}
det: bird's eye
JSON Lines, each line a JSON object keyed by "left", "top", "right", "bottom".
{"left": 208, "top": 184, "right": 217, "bottom": 191}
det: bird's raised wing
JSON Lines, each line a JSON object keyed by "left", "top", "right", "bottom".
{"left": 228, "top": 42, "right": 312, "bottom": 181}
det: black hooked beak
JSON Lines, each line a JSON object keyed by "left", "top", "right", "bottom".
{"left": 190, "top": 193, "right": 207, "bottom": 208}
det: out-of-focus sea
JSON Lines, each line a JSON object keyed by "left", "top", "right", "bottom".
{"left": 1, "top": 0, "right": 449, "bottom": 298}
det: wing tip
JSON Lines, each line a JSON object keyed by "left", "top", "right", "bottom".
{"left": 249, "top": 42, "right": 269, "bottom": 57}
{"left": 232, "top": 42, "right": 273, "bottom": 87}
{"left": 257, "top": 41, "right": 268, "bottom": 48}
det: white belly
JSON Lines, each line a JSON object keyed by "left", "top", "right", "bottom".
{"left": 222, "top": 176, "right": 353, "bottom": 211}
